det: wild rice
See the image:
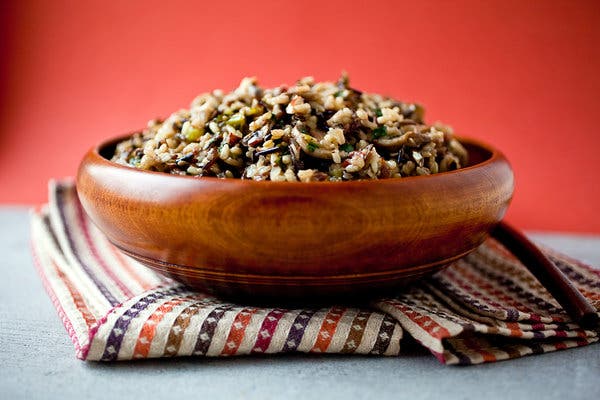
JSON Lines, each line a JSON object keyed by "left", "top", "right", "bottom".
{"left": 111, "top": 75, "right": 468, "bottom": 181}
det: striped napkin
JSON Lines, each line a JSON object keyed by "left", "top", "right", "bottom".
{"left": 30, "top": 181, "right": 600, "bottom": 365}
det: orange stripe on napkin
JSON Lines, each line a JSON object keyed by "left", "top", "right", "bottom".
{"left": 53, "top": 259, "right": 97, "bottom": 328}
{"left": 132, "top": 299, "right": 185, "bottom": 359}
{"left": 312, "top": 307, "right": 346, "bottom": 352}
{"left": 221, "top": 309, "right": 258, "bottom": 355}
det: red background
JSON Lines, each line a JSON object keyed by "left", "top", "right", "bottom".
{"left": 1, "top": 0, "right": 599, "bottom": 232}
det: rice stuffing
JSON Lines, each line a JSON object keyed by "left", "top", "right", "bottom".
{"left": 111, "top": 75, "right": 468, "bottom": 181}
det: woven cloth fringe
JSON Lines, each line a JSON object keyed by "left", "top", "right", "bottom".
{"left": 30, "top": 180, "right": 600, "bottom": 365}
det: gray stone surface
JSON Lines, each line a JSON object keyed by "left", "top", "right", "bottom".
{"left": 1, "top": 207, "right": 599, "bottom": 400}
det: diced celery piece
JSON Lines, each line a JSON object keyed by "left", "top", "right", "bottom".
{"left": 226, "top": 113, "right": 246, "bottom": 128}
{"left": 182, "top": 121, "right": 202, "bottom": 141}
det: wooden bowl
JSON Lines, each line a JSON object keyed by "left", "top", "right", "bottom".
{"left": 76, "top": 135, "right": 514, "bottom": 300}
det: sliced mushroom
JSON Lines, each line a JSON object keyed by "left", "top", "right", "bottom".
{"left": 374, "top": 126, "right": 435, "bottom": 152}
{"left": 373, "top": 133, "right": 409, "bottom": 152}
{"left": 291, "top": 126, "right": 334, "bottom": 159}
{"left": 448, "top": 138, "right": 469, "bottom": 166}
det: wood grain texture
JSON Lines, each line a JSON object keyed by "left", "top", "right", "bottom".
{"left": 76, "top": 136, "right": 514, "bottom": 298}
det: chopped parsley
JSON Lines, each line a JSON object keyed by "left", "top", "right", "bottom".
{"left": 372, "top": 125, "right": 387, "bottom": 139}
{"left": 375, "top": 108, "right": 383, "bottom": 117}
{"left": 307, "top": 141, "right": 319, "bottom": 152}
{"left": 334, "top": 90, "right": 344, "bottom": 98}
{"left": 339, "top": 143, "right": 354, "bottom": 152}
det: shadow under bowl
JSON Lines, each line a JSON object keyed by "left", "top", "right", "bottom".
{"left": 76, "top": 135, "right": 514, "bottom": 300}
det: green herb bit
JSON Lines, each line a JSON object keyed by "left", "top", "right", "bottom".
{"left": 307, "top": 141, "right": 319, "bottom": 152}
{"left": 277, "top": 155, "right": 285, "bottom": 169}
{"left": 339, "top": 143, "right": 354, "bottom": 152}
{"left": 334, "top": 90, "right": 344, "bottom": 98}
{"left": 226, "top": 113, "right": 246, "bottom": 128}
{"left": 375, "top": 108, "right": 383, "bottom": 117}
{"left": 372, "top": 125, "right": 387, "bottom": 139}
{"left": 182, "top": 121, "right": 203, "bottom": 141}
